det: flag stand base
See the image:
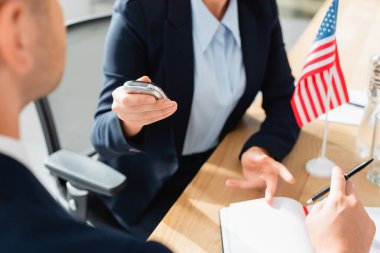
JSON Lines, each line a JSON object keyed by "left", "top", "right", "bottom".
{"left": 305, "top": 156, "right": 336, "bottom": 178}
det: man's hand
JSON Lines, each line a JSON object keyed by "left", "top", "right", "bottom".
{"left": 226, "top": 146, "right": 295, "bottom": 204}
{"left": 305, "top": 167, "right": 376, "bottom": 253}
{"left": 112, "top": 76, "right": 177, "bottom": 137}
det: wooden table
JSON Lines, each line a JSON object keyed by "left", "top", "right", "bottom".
{"left": 149, "top": 1, "right": 380, "bottom": 252}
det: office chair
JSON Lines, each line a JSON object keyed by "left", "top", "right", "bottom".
{"left": 35, "top": 14, "right": 126, "bottom": 231}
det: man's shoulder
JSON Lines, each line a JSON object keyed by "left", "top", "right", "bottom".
{"left": 0, "top": 152, "right": 27, "bottom": 168}
{"left": 0, "top": 153, "right": 39, "bottom": 196}
{"left": 0, "top": 156, "right": 171, "bottom": 253}
{"left": 0, "top": 171, "right": 169, "bottom": 253}
{"left": 1, "top": 203, "right": 170, "bottom": 253}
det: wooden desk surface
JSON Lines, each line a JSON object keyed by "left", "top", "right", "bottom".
{"left": 149, "top": 1, "right": 380, "bottom": 252}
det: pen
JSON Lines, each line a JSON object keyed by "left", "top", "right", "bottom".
{"left": 348, "top": 102, "right": 365, "bottom": 108}
{"left": 306, "top": 159, "right": 374, "bottom": 204}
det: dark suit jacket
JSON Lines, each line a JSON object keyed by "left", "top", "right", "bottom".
{"left": 0, "top": 154, "right": 170, "bottom": 253}
{"left": 91, "top": 0, "right": 300, "bottom": 228}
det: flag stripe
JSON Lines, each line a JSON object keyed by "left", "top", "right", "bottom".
{"left": 308, "top": 40, "right": 336, "bottom": 56}
{"left": 332, "top": 66, "right": 348, "bottom": 103}
{"left": 301, "top": 56, "right": 335, "bottom": 78}
{"left": 323, "top": 70, "right": 339, "bottom": 108}
{"left": 335, "top": 49, "right": 349, "bottom": 101}
{"left": 320, "top": 71, "right": 333, "bottom": 110}
{"left": 309, "top": 35, "right": 335, "bottom": 52}
{"left": 322, "top": 70, "right": 337, "bottom": 108}
{"left": 312, "top": 75, "right": 326, "bottom": 113}
{"left": 298, "top": 85, "right": 312, "bottom": 123}
{"left": 291, "top": 98, "right": 304, "bottom": 126}
{"left": 315, "top": 73, "right": 329, "bottom": 111}
{"left": 304, "top": 50, "right": 335, "bottom": 70}
{"left": 305, "top": 44, "right": 336, "bottom": 66}
{"left": 307, "top": 76, "right": 323, "bottom": 116}
{"left": 331, "top": 65, "right": 344, "bottom": 104}
{"left": 295, "top": 95, "right": 308, "bottom": 125}
{"left": 331, "top": 74, "right": 342, "bottom": 105}
{"left": 305, "top": 80, "right": 319, "bottom": 118}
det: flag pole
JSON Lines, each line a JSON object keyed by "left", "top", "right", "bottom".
{"left": 306, "top": 72, "right": 335, "bottom": 177}
{"left": 305, "top": 71, "right": 337, "bottom": 178}
{"left": 299, "top": 0, "right": 344, "bottom": 177}
{"left": 321, "top": 73, "right": 332, "bottom": 158}
{"left": 321, "top": 115, "right": 329, "bottom": 158}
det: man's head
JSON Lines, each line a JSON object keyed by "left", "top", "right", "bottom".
{"left": 0, "top": 0, "right": 65, "bottom": 107}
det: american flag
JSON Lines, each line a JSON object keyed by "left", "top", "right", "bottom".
{"left": 291, "top": 0, "right": 349, "bottom": 128}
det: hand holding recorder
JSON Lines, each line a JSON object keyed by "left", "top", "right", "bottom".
{"left": 112, "top": 76, "right": 177, "bottom": 137}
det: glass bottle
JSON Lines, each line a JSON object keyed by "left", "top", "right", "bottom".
{"left": 368, "top": 112, "right": 380, "bottom": 185}
{"left": 356, "top": 54, "right": 380, "bottom": 158}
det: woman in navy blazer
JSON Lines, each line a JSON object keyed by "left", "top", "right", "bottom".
{"left": 91, "top": 0, "right": 300, "bottom": 238}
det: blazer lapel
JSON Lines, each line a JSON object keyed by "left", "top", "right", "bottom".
{"left": 221, "top": 0, "right": 269, "bottom": 137}
{"left": 164, "top": 0, "right": 194, "bottom": 155}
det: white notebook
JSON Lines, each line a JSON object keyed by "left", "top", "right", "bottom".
{"left": 220, "top": 197, "right": 380, "bottom": 253}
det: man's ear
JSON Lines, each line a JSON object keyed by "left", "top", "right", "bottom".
{"left": 0, "top": 1, "right": 36, "bottom": 74}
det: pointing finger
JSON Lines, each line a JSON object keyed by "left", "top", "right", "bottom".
{"left": 274, "top": 162, "right": 295, "bottom": 184}
{"left": 264, "top": 175, "right": 278, "bottom": 205}
{"left": 225, "top": 179, "right": 256, "bottom": 189}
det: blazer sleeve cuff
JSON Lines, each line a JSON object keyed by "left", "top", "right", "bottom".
{"left": 92, "top": 112, "right": 146, "bottom": 158}
{"left": 112, "top": 114, "right": 146, "bottom": 153}
{"left": 239, "top": 134, "right": 292, "bottom": 162}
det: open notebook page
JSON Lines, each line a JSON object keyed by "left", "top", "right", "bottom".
{"left": 220, "top": 197, "right": 314, "bottom": 253}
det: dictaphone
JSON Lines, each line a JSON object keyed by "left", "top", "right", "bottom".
{"left": 123, "top": 80, "right": 168, "bottom": 100}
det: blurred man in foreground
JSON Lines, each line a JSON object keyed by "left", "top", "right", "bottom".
{"left": 0, "top": 0, "right": 169, "bottom": 252}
